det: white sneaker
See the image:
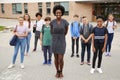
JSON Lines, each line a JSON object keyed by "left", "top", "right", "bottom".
{"left": 20, "top": 64, "right": 24, "bottom": 69}
{"left": 97, "top": 68, "right": 103, "bottom": 73}
{"left": 90, "top": 68, "right": 95, "bottom": 74}
{"left": 8, "top": 64, "right": 15, "bottom": 69}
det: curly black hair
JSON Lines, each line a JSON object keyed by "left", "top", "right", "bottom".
{"left": 35, "top": 12, "right": 42, "bottom": 17}
{"left": 96, "top": 15, "right": 104, "bottom": 21}
{"left": 53, "top": 5, "right": 65, "bottom": 16}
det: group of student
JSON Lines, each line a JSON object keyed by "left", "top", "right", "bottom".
{"left": 7, "top": 5, "right": 117, "bottom": 78}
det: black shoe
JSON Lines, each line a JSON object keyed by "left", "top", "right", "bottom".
{"left": 71, "top": 54, "right": 74, "bottom": 57}
{"left": 76, "top": 54, "right": 79, "bottom": 58}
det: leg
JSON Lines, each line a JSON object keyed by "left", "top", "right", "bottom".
{"left": 54, "top": 54, "right": 59, "bottom": 78}
{"left": 43, "top": 46, "right": 47, "bottom": 64}
{"left": 108, "top": 33, "right": 114, "bottom": 53}
{"left": 76, "top": 37, "right": 79, "bottom": 54}
{"left": 71, "top": 37, "right": 75, "bottom": 56}
{"left": 97, "top": 44, "right": 104, "bottom": 68}
{"left": 48, "top": 46, "right": 52, "bottom": 62}
{"left": 20, "top": 38, "right": 26, "bottom": 64}
{"left": 58, "top": 54, "right": 64, "bottom": 78}
{"left": 12, "top": 40, "right": 20, "bottom": 64}
{"left": 81, "top": 42, "right": 86, "bottom": 63}
{"left": 33, "top": 36, "right": 39, "bottom": 51}
{"left": 87, "top": 43, "right": 91, "bottom": 63}
{"left": 26, "top": 33, "right": 31, "bottom": 53}
{"left": 92, "top": 44, "right": 98, "bottom": 68}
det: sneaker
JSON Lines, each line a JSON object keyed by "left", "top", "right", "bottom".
{"left": 47, "top": 61, "right": 51, "bottom": 65}
{"left": 97, "top": 68, "right": 103, "bottom": 73}
{"left": 108, "top": 53, "right": 111, "bottom": 57}
{"left": 80, "top": 62, "right": 84, "bottom": 65}
{"left": 90, "top": 68, "right": 95, "bottom": 74}
{"left": 71, "top": 54, "right": 74, "bottom": 57}
{"left": 43, "top": 61, "right": 47, "bottom": 65}
{"left": 8, "top": 64, "right": 15, "bottom": 69}
{"left": 87, "top": 62, "right": 91, "bottom": 66}
{"left": 76, "top": 54, "right": 79, "bottom": 58}
{"left": 20, "top": 64, "right": 24, "bottom": 69}
{"left": 105, "top": 52, "right": 109, "bottom": 56}
{"left": 32, "top": 49, "right": 36, "bottom": 52}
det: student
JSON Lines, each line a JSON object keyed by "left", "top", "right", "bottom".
{"left": 70, "top": 14, "right": 80, "bottom": 58}
{"left": 40, "top": 17, "right": 52, "bottom": 65}
{"left": 50, "top": 5, "right": 69, "bottom": 78}
{"left": 90, "top": 16, "right": 107, "bottom": 74}
{"left": 104, "top": 14, "right": 117, "bottom": 56}
{"left": 8, "top": 17, "right": 28, "bottom": 69}
{"left": 33, "top": 12, "right": 44, "bottom": 52}
{"left": 23, "top": 14, "right": 32, "bottom": 56}
{"left": 80, "top": 16, "right": 93, "bottom": 65}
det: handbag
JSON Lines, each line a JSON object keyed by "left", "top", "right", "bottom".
{"left": 9, "top": 35, "right": 18, "bottom": 46}
{"left": 33, "top": 20, "right": 37, "bottom": 33}
{"left": 9, "top": 26, "right": 18, "bottom": 46}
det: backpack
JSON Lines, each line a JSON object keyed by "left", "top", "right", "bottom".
{"left": 71, "top": 22, "right": 80, "bottom": 28}
{"left": 41, "top": 24, "right": 45, "bottom": 34}
{"left": 81, "top": 23, "right": 92, "bottom": 31}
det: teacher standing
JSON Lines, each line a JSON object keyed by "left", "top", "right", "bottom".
{"left": 50, "top": 5, "right": 69, "bottom": 78}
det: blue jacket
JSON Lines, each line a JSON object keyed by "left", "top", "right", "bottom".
{"left": 70, "top": 21, "right": 80, "bottom": 37}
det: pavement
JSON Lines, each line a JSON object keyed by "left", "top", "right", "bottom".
{"left": 0, "top": 18, "right": 120, "bottom": 80}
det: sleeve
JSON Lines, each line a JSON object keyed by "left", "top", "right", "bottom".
{"left": 65, "top": 20, "right": 69, "bottom": 27}
{"left": 80, "top": 25, "right": 83, "bottom": 35}
{"left": 92, "top": 27, "right": 95, "bottom": 34}
{"left": 50, "top": 21, "right": 53, "bottom": 34}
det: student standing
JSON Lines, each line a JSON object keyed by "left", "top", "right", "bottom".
{"left": 50, "top": 5, "right": 69, "bottom": 78}
{"left": 23, "top": 14, "right": 32, "bottom": 56}
{"left": 8, "top": 17, "right": 28, "bottom": 69}
{"left": 33, "top": 12, "right": 44, "bottom": 52}
{"left": 104, "top": 14, "right": 117, "bottom": 56}
{"left": 90, "top": 16, "right": 107, "bottom": 74}
{"left": 80, "top": 16, "right": 93, "bottom": 65}
{"left": 70, "top": 14, "right": 80, "bottom": 58}
{"left": 40, "top": 17, "right": 52, "bottom": 65}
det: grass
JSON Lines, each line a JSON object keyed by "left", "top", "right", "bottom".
{"left": 0, "top": 26, "right": 5, "bottom": 31}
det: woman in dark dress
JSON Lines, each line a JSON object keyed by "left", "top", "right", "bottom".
{"left": 50, "top": 5, "right": 69, "bottom": 78}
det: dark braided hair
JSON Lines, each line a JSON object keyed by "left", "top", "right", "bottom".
{"left": 53, "top": 5, "right": 65, "bottom": 16}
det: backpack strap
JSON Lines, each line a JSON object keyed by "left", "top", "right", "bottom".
{"left": 42, "top": 25, "right": 45, "bottom": 34}
{"left": 106, "top": 20, "right": 109, "bottom": 27}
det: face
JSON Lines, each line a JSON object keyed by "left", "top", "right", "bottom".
{"left": 19, "top": 17, "right": 24, "bottom": 24}
{"left": 82, "top": 18, "right": 88, "bottom": 24}
{"left": 108, "top": 15, "right": 114, "bottom": 21}
{"left": 55, "top": 10, "right": 62, "bottom": 19}
{"left": 24, "top": 14, "right": 29, "bottom": 21}
{"left": 97, "top": 18, "right": 103, "bottom": 27}
{"left": 37, "top": 15, "right": 41, "bottom": 20}
{"left": 45, "top": 20, "right": 50, "bottom": 25}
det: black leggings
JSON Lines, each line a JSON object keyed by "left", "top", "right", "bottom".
{"left": 92, "top": 43, "right": 104, "bottom": 68}
{"left": 71, "top": 37, "right": 79, "bottom": 54}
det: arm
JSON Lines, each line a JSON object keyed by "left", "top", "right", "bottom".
{"left": 40, "top": 33, "right": 43, "bottom": 45}
{"left": 65, "top": 26, "right": 68, "bottom": 35}
{"left": 102, "top": 33, "right": 107, "bottom": 52}
{"left": 92, "top": 33, "right": 95, "bottom": 52}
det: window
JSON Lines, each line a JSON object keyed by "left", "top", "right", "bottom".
{"left": 54, "top": 2, "right": 69, "bottom": 15}
{"left": 38, "top": 3, "right": 42, "bottom": 14}
{"left": 24, "top": 3, "right": 28, "bottom": 14}
{"left": 1, "top": 4, "right": 5, "bottom": 13}
{"left": 46, "top": 2, "right": 51, "bottom": 15}
{"left": 12, "top": 3, "right": 22, "bottom": 14}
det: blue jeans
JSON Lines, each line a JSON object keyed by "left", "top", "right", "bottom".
{"left": 81, "top": 42, "right": 91, "bottom": 62}
{"left": 42, "top": 46, "right": 52, "bottom": 62}
{"left": 12, "top": 38, "right": 26, "bottom": 64}
{"left": 26, "top": 32, "right": 31, "bottom": 53}
{"left": 106, "top": 33, "right": 114, "bottom": 52}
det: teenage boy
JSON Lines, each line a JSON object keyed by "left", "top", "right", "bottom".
{"left": 90, "top": 16, "right": 108, "bottom": 74}
{"left": 80, "top": 16, "right": 93, "bottom": 65}
{"left": 40, "top": 17, "right": 52, "bottom": 65}
{"left": 70, "top": 14, "right": 81, "bottom": 58}
{"left": 33, "top": 12, "right": 45, "bottom": 52}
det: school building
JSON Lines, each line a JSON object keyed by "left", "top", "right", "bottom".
{"left": 0, "top": 0, "right": 120, "bottom": 22}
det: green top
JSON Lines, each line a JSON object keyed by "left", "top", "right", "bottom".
{"left": 41, "top": 25, "right": 52, "bottom": 46}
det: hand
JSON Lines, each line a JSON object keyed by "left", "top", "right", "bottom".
{"left": 113, "top": 26, "right": 116, "bottom": 30}
{"left": 84, "top": 39, "right": 88, "bottom": 43}
{"left": 102, "top": 47, "right": 106, "bottom": 53}
{"left": 92, "top": 47, "right": 96, "bottom": 53}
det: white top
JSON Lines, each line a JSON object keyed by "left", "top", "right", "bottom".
{"left": 14, "top": 25, "right": 28, "bottom": 38}
{"left": 33, "top": 19, "right": 45, "bottom": 32}
{"left": 23, "top": 21, "right": 33, "bottom": 32}
{"left": 104, "top": 20, "right": 117, "bottom": 33}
